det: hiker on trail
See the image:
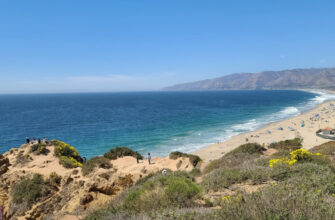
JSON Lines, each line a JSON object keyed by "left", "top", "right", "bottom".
{"left": 148, "top": 152, "right": 151, "bottom": 165}
{"left": 38, "top": 138, "right": 41, "bottom": 144}
{"left": 26, "top": 137, "right": 30, "bottom": 144}
{"left": 136, "top": 152, "right": 141, "bottom": 164}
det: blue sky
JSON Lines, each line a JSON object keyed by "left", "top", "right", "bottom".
{"left": 0, "top": 0, "right": 335, "bottom": 93}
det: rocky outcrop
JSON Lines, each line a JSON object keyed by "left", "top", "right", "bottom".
{"left": 0, "top": 154, "right": 10, "bottom": 176}
{"left": 0, "top": 141, "right": 194, "bottom": 219}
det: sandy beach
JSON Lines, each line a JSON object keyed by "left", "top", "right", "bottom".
{"left": 194, "top": 98, "right": 335, "bottom": 161}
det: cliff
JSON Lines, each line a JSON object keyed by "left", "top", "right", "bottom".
{"left": 0, "top": 141, "right": 194, "bottom": 219}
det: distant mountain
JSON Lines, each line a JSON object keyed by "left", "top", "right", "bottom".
{"left": 163, "top": 68, "right": 335, "bottom": 91}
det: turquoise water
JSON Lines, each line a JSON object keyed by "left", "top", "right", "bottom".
{"left": 0, "top": 90, "right": 334, "bottom": 158}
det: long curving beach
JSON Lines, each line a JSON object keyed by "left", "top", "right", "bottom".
{"left": 195, "top": 97, "right": 335, "bottom": 161}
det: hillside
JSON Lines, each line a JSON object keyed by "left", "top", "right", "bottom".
{"left": 0, "top": 141, "right": 195, "bottom": 219}
{"left": 1, "top": 139, "right": 335, "bottom": 219}
{"left": 164, "top": 67, "right": 335, "bottom": 91}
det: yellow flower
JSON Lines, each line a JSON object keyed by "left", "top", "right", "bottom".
{"left": 332, "top": 193, "right": 335, "bottom": 196}
{"left": 221, "top": 196, "right": 231, "bottom": 201}
{"left": 317, "top": 189, "right": 321, "bottom": 193}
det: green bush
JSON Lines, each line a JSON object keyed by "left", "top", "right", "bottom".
{"left": 268, "top": 138, "right": 303, "bottom": 151}
{"left": 82, "top": 156, "right": 112, "bottom": 176}
{"left": 225, "top": 143, "right": 265, "bottom": 156}
{"left": 202, "top": 168, "right": 250, "bottom": 192}
{"left": 59, "top": 156, "right": 82, "bottom": 168}
{"left": 11, "top": 174, "right": 49, "bottom": 205}
{"left": 51, "top": 140, "right": 83, "bottom": 168}
{"left": 169, "top": 151, "right": 201, "bottom": 167}
{"left": 165, "top": 177, "right": 200, "bottom": 205}
{"left": 122, "top": 174, "right": 201, "bottom": 212}
{"left": 104, "top": 147, "right": 143, "bottom": 160}
{"left": 30, "top": 143, "right": 49, "bottom": 155}
{"left": 52, "top": 140, "right": 83, "bottom": 161}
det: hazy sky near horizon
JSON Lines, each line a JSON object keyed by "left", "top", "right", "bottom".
{"left": 1, "top": 0, "right": 335, "bottom": 93}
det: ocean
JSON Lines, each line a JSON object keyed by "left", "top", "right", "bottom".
{"left": 0, "top": 90, "right": 334, "bottom": 158}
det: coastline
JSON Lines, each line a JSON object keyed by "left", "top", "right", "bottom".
{"left": 194, "top": 91, "right": 335, "bottom": 161}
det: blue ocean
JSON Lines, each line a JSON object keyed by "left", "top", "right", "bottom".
{"left": 0, "top": 90, "right": 334, "bottom": 158}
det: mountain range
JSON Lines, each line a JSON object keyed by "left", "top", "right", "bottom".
{"left": 163, "top": 68, "right": 335, "bottom": 91}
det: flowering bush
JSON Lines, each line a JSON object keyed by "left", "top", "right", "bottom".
{"left": 51, "top": 140, "right": 83, "bottom": 168}
{"left": 269, "top": 149, "right": 326, "bottom": 167}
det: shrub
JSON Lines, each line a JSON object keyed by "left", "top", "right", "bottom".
{"left": 46, "top": 172, "right": 62, "bottom": 187}
{"left": 169, "top": 151, "right": 201, "bottom": 167}
{"left": 52, "top": 140, "right": 83, "bottom": 162}
{"left": 204, "top": 153, "right": 259, "bottom": 173}
{"left": 310, "top": 141, "right": 335, "bottom": 155}
{"left": 225, "top": 143, "right": 265, "bottom": 156}
{"left": 268, "top": 138, "right": 302, "bottom": 151}
{"left": 164, "top": 177, "right": 200, "bottom": 205}
{"left": 104, "top": 147, "right": 143, "bottom": 160}
{"left": 213, "top": 162, "right": 335, "bottom": 220}
{"left": 59, "top": 156, "right": 82, "bottom": 168}
{"left": 202, "top": 168, "right": 249, "bottom": 192}
{"left": 30, "top": 143, "right": 49, "bottom": 155}
{"left": 51, "top": 140, "right": 83, "bottom": 168}
{"left": 269, "top": 149, "right": 328, "bottom": 168}
{"left": 122, "top": 174, "right": 201, "bottom": 212}
{"left": 11, "top": 174, "right": 49, "bottom": 205}
{"left": 82, "top": 156, "right": 112, "bottom": 176}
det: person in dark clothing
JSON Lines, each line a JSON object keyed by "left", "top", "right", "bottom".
{"left": 148, "top": 152, "right": 151, "bottom": 165}
{"left": 136, "top": 152, "right": 141, "bottom": 164}
{"left": 38, "top": 139, "right": 41, "bottom": 144}
{"left": 26, "top": 137, "right": 30, "bottom": 144}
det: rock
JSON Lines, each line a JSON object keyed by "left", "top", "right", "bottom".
{"left": 79, "top": 180, "right": 85, "bottom": 187}
{"left": 80, "top": 194, "right": 94, "bottom": 205}
{"left": 88, "top": 183, "right": 119, "bottom": 195}
{"left": 0, "top": 154, "right": 10, "bottom": 176}
{"left": 98, "top": 172, "right": 110, "bottom": 180}
{"left": 63, "top": 175, "right": 74, "bottom": 185}
{"left": 72, "top": 169, "right": 79, "bottom": 175}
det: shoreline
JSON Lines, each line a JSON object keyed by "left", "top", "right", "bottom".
{"left": 194, "top": 90, "right": 335, "bottom": 161}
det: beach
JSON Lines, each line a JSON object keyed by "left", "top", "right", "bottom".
{"left": 194, "top": 98, "right": 335, "bottom": 161}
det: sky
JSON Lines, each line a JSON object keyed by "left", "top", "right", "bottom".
{"left": 0, "top": 0, "right": 335, "bottom": 93}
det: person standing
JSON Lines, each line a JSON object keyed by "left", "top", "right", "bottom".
{"left": 148, "top": 152, "right": 151, "bottom": 165}
{"left": 26, "top": 137, "right": 30, "bottom": 144}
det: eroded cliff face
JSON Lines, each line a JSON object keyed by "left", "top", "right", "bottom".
{"left": 0, "top": 143, "right": 193, "bottom": 220}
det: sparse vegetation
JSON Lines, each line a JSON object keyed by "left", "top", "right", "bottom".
{"left": 46, "top": 172, "right": 62, "bottom": 187}
{"left": 11, "top": 174, "right": 50, "bottom": 206}
{"left": 225, "top": 143, "right": 265, "bottom": 156}
{"left": 310, "top": 141, "right": 335, "bottom": 155}
{"left": 30, "top": 143, "right": 49, "bottom": 155}
{"left": 14, "top": 151, "right": 33, "bottom": 166}
{"left": 82, "top": 156, "right": 112, "bottom": 176}
{"left": 268, "top": 137, "right": 303, "bottom": 151}
{"left": 84, "top": 140, "right": 335, "bottom": 220}
{"left": 169, "top": 151, "right": 201, "bottom": 167}
{"left": 104, "top": 146, "right": 143, "bottom": 160}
